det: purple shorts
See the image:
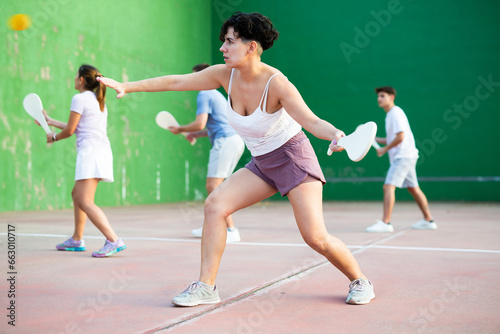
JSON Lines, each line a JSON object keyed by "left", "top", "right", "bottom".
{"left": 245, "top": 131, "right": 326, "bottom": 196}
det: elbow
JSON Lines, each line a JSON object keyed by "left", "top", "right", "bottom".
{"left": 192, "top": 123, "right": 205, "bottom": 132}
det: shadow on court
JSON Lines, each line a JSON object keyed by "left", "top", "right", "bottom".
{"left": 1, "top": 201, "right": 499, "bottom": 333}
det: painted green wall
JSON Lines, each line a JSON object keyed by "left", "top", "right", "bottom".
{"left": 211, "top": 0, "right": 500, "bottom": 201}
{"left": 1, "top": 1, "right": 499, "bottom": 212}
{"left": 1, "top": 0, "right": 213, "bottom": 212}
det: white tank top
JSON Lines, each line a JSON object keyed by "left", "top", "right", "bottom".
{"left": 227, "top": 69, "right": 301, "bottom": 156}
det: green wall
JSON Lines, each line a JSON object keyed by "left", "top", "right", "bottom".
{"left": 1, "top": 1, "right": 499, "bottom": 212}
{"left": 1, "top": 0, "right": 213, "bottom": 212}
{"left": 211, "top": 0, "right": 500, "bottom": 201}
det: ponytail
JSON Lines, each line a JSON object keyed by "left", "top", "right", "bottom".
{"left": 78, "top": 64, "right": 106, "bottom": 112}
{"left": 95, "top": 73, "right": 106, "bottom": 112}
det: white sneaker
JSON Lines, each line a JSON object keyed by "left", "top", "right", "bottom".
{"left": 346, "top": 278, "right": 375, "bottom": 305}
{"left": 172, "top": 281, "right": 221, "bottom": 307}
{"left": 191, "top": 226, "right": 241, "bottom": 243}
{"left": 366, "top": 220, "right": 394, "bottom": 233}
{"left": 226, "top": 228, "right": 241, "bottom": 243}
{"left": 412, "top": 219, "right": 437, "bottom": 230}
{"left": 191, "top": 226, "right": 203, "bottom": 237}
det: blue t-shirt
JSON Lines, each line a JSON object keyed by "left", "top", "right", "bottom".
{"left": 196, "top": 89, "right": 237, "bottom": 145}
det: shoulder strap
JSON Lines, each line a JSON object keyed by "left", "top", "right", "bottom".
{"left": 228, "top": 69, "right": 235, "bottom": 97}
{"left": 259, "top": 73, "right": 283, "bottom": 113}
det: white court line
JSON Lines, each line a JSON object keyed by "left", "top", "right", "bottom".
{"left": 2, "top": 233, "right": 500, "bottom": 254}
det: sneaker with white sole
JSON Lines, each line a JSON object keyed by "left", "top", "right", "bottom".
{"left": 346, "top": 278, "right": 375, "bottom": 305}
{"left": 191, "top": 226, "right": 241, "bottom": 243}
{"left": 92, "top": 238, "right": 127, "bottom": 258}
{"left": 412, "top": 219, "right": 437, "bottom": 230}
{"left": 366, "top": 220, "right": 394, "bottom": 233}
{"left": 56, "top": 237, "right": 86, "bottom": 251}
{"left": 172, "top": 281, "right": 221, "bottom": 307}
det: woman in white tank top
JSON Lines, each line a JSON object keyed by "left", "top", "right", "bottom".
{"left": 99, "top": 12, "right": 374, "bottom": 306}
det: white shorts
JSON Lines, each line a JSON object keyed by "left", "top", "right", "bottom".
{"left": 385, "top": 157, "right": 418, "bottom": 188}
{"left": 207, "top": 135, "right": 245, "bottom": 178}
{"left": 75, "top": 144, "right": 114, "bottom": 182}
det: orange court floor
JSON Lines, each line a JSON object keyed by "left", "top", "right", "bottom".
{"left": 1, "top": 201, "right": 499, "bottom": 334}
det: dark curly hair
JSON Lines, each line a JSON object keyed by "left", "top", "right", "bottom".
{"left": 219, "top": 12, "right": 279, "bottom": 51}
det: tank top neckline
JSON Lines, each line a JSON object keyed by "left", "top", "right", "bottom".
{"left": 227, "top": 69, "right": 283, "bottom": 118}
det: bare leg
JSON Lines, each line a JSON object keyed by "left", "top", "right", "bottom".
{"left": 72, "top": 179, "right": 119, "bottom": 242}
{"left": 288, "top": 181, "right": 366, "bottom": 282}
{"left": 206, "top": 177, "right": 235, "bottom": 229}
{"left": 72, "top": 184, "right": 87, "bottom": 241}
{"left": 382, "top": 184, "right": 396, "bottom": 223}
{"left": 407, "top": 186, "right": 433, "bottom": 221}
{"left": 200, "top": 169, "right": 277, "bottom": 285}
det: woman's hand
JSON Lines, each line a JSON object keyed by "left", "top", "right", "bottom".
{"left": 34, "top": 110, "right": 52, "bottom": 127}
{"left": 328, "top": 129, "right": 346, "bottom": 153}
{"left": 46, "top": 131, "right": 56, "bottom": 144}
{"left": 97, "top": 77, "right": 126, "bottom": 98}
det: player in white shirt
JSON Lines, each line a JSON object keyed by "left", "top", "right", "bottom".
{"left": 40, "top": 64, "right": 127, "bottom": 257}
{"left": 367, "top": 86, "right": 437, "bottom": 233}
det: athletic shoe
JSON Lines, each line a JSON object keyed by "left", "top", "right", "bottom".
{"left": 366, "top": 220, "right": 394, "bottom": 233}
{"left": 346, "top": 278, "right": 375, "bottom": 305}
{"left": 172, "top": 281, "right": 221, "bottom": 307}
{"left": 191, "top": 226, "right": 203, "bottom": 237}
{"left": 191, "top": 226, "right": 241, "bottom": 243}
{"left": 56, "top": 237, "right": 86, "bottom": 251}
{"left": 412, "top": 219, "right": 437, "bottom": 230}
{"left": 226, "top": 228, "right": 241, "bottom": 243}
{"left": 92, "top": 238, "right": 127, "bottom": 258}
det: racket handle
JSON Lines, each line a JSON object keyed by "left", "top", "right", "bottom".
{"left": 372, "top": 141, "right": 381, "bottom": 150}
{"left": 327, "top": 148, "right": 333, "bottom": 156}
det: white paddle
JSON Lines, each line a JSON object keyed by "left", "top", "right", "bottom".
{"left": 23, "top": 93, "right": 51, "bottom": 134}
{"left": 155, "top": 111, "right": 196, "bottom": 145}
{"left": 372, "top": 141, "right": 381, "bottom": 150}
{"left": 327, "top": 121, "right": 377, "bottom": 162}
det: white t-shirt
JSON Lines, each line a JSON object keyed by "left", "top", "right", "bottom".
{"left": 71, "top": 91, "right": 110, "bottom": 149}
{"left": 385, "top": 106, "right": 419, "bottom": 163}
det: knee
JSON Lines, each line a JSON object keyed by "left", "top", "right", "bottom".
{"left": 75, "top": 197, "right": 94, "bottom": 212}
{"left": 303, "top": 234, "right": 329, "bottom": 254}
{"left": 204, "top": 193, "right": 230, "bottom": 220}
{"left": 383, "top": 184, "right": 395, "bottom": 193}
{"left": 407, "top": 186, "right": 420, "bottom": 195}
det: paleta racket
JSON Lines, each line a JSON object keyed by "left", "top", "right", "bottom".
{"left": 155, "top": 111, "right": 196, "bottom": 145}
{"left": 327, "top": 121, "right": 377, "bottom": 162}
{"left": 23, "top": 93, "right": 51, "bottom": 134}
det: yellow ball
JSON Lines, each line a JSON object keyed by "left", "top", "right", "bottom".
{"left": 7, "top": 14, "right": 32, "bottom": 31}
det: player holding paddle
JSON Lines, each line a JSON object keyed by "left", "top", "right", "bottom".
{"left": 38, "top": 64, "right": 126, "bottom": 257}
{"left": 98, "top": 12, "right": 374, "bottom": 305}
{"left": 167, "top": 63, "right": 245, "bottom": 243}
{"left": 367, "top": 86, "right": 436, "bottom": 232}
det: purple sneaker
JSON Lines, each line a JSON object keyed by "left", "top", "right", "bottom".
{"left": 56, "top": 237, "right": 86, "bottom": 251}
{"left": 92, "top": 238, "right": 127, "bottom": 258}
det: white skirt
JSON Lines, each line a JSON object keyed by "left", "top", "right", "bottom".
{"left": 75, "top": 144, "right": 114, "bottom": 182}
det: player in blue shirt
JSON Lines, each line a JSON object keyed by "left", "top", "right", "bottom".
{"left": 169, "top": 63, "right": 245, "bottom": 243}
